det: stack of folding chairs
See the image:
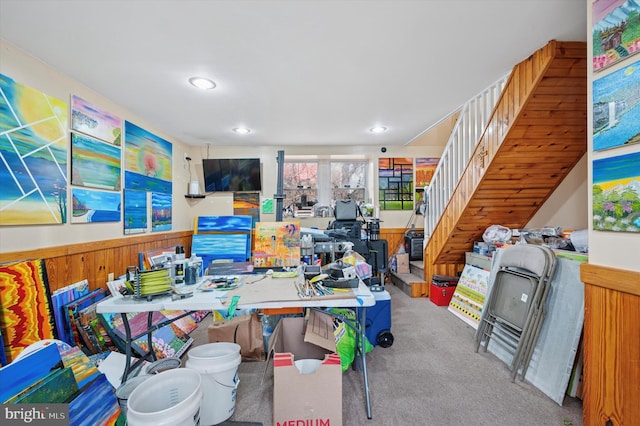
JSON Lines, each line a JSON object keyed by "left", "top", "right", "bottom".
{"left": 474, "top": 244, "right": 557, "bottom": 382}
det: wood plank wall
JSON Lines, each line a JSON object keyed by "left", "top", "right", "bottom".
{"left": 0, "top": 227, "right": 408, "bottom": 292}
{"left": 580, "top": 263, "right": 640, "bottom": 426}
{"left": 0, "top": 231, "right": 194, "bottom": 292}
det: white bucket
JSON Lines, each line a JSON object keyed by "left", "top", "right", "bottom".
{"left": 126, "top": 368, "right": 202, "bottom": 426}
{"left": 186, "top": 342, "right": 242, "bottom": 425}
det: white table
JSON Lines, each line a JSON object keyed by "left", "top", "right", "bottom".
{"left": 97, "top": 275, "right": 377, "bottom": 418}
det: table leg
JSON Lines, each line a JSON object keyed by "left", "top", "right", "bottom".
{"left": 121, "top": 313, "right": 133, "bottom": 383}
{"left": 359, "top": 306, "right": 372, "bottom": 419}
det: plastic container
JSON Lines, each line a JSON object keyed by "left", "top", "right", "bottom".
{"left": 185, "top": 343, "right": 242, "bottom": 425}
{"left": 126, "top": 368, "right": 202, "bottom": 426}
{"left": 115, "top": 374, "right": 151, "bottom": 420}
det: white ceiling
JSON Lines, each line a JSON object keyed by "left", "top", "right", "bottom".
{"left": 0, "top": 0, "right": 587, "bottom": 148}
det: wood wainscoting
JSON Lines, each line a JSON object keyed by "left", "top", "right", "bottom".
{"left": 580, "top": 263, "right": 640, "bottom": 426}
{"left": 0, "top": 231, "right": 194, "bottom": 293}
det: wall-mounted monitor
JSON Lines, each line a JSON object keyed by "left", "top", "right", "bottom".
{"left": 202, "top": 158, "right": 262, "bottom": 192}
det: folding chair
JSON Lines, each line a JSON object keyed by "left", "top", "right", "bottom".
{"left": 474, "top": 244, "right": 555, "bottom": 382}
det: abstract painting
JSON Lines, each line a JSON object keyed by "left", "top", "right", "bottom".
{"left": 71, "top": 132, "right": 121, "bottom": 190}
{"left": 592, "top": 151, "right": 640, "bottom": 232}
{"left": 123, "top": 188, "right": 147, "bottom": 234}
{"left": 593, "top": 59, "right": 640, "bottom": 151}
{"left": 253, "top": 221, "right": 300, "bottom": 267}
{"left": 234, "top": 192, "right": 260, "bottom": 227}
{"left": 151, "top": 192, "right": 172, "bottom": 232}
{"left": 0, "top": 259, "right": 56, "bottom": 363}
{"left": 0, "top": 73, "right": 68, "bottom": 225}
{"left": 592, "top": 0, "right": 640, "bottom": 72}
{"left": 378, "top": 157, "right": 413, "bottom": 210}
{"left": 71, "top": 188, "right": 121, "bottom": 223}
{"left": 71, "top": 94, "right": 122, "bottom": 145}
{"left": 124, "top": 120, "right": 172, "bottom": 194}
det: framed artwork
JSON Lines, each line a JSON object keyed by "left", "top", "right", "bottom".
{"left": 123, "top": 189, "right": 147, "bottom": 235}
{"left": 71, "top": 132, "right": 121, "bottom": 190}
{"left": 378, "top": 157, "right": 413, "bottom": 210}
{"left": 592, "top": 151, "right": 640, "bottom": 232}
{"left": 71, "top": 95, "right": 122, "bottom": 145}
{"left": 0, "top": 73, "right": 68, "bottom": 225}
{"left": 593, "top": 59, "right": 640, "bottom": 151}
{"left": 124, "top": 120, "right": 172, "bottom": 194}
{"left": 593, "top": 0, "right": 640, "bottom": 72}
{"left": 447, "top": 264, "right": 490, "bottom": 329}
{"left": 71, "top": 188, "right": 121, "bottom": 223}
{"left": 151, "top": 192, "right": 172, "bottom": 232}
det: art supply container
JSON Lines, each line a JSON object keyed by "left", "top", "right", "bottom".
{"left": 185, "top": 342, "right": 241, "bottom": 425}
{"left": 126, "top": 368, "right": 202, "bottom": 426}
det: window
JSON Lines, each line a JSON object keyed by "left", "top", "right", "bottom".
{"left": 283, "top": 159, "right": 369, "bottom": 218}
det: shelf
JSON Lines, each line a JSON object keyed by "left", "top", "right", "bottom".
{"left": 185, "top": 194, "right": 205, "bottom": 199}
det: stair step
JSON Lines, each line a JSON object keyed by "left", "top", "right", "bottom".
{"left": 390, "top": 271, "right": 429, "bottom": 298}
{"left": 409, "top": 260, "right": 424, "bottom": 278}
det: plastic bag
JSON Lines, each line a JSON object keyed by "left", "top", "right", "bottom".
{"left": 328, "top": 308, "right": 373, "bottom": 372}
{"left": 482, "top": 225, "right": 512, "bottom": 244}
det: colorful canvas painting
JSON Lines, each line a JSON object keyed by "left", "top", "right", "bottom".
{"left": 0, "top": 73, "right": 68, "bottom": 225}
{"left": 593, "top": 151, "right": 640, "bottom": 232}
{"left": 415, "top": 157, "right": 439, "bottom": 188}
{"left": 378, "top": 157, "right": 414, "bottom": 210}
{"left": 191, "top": 234, "right": 250, "bottom": 268}
{"left": 234, "top": 192, "right": 260, "bottom": 227}
{"left": 68, "top": 373, "right": 120, "bottom": 425}
{"left": 0, "top": 259, "right": 56, "bottom": 363}
{"left": 71, "top": 132, "right": 121, "bottom": 190}
{"left": 448, "top": 264, "right": 490, "bottom": 329}
{"left": 71, "top": 188, "right": 121, "bottom": 223}
{"left": 262, "top": 198, "right": 274, "bottom": 214}
{"left": 195, "top": 215, "right": 253, "bottom": 233}
{"left": 253, "top": 221, "right": 300, "bottom": 268}
{"left": 593, "top": 60, "right": 640, "bottom": 151}
{"left": 71, "top": 94, "right": 122, "bottom": 145}
{"left": 123, "top": 188, "right": 147, "bottom": 234}
{"left": 124, "top": 120, "right": 172, "bottom": 194}
{"left": 593, "top": 0, "right": 640, "bottom": 72}
{"left": 151, "top": 192, "right": 172, "bottom": 232}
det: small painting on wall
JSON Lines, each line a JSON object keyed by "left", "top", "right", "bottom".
{"left": 71, "top": 188, "right": 121, "bottom": 223}
{"left": 123, "top": 189, "right": 147, "bottom": 234}
{"left": 0, "top": 73, "right": 68, "bottom": 225}
{"left": 71, "top": 132, "right": 121, "bottom": 190}
{"left": 151, "top": 192, "right": 172, "bottom": 232}
{"left": 592, "top": 151, "right": 640, "bottom": 232}
{"left": 592, "top": 0, "right": 640, "bottom": 72}
{"left": 71, "top": 95, "right": 122, "bottom": 146}
{"left": 593, "top": 59, "right": 640, "bottom": 151}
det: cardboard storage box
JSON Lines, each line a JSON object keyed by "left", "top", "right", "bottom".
{"left": 396, "top": 253, "right": 410, "bottom": 274}
{"left": 267, "top": 310, "right": 342, "bottom": 426}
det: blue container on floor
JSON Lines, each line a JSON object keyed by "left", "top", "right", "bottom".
{"left": 365, "top": 289, "right": 394, "bottom": 348}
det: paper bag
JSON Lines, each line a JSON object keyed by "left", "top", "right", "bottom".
{"left": 208, "top": 311, "right": 264, "bottom": 361}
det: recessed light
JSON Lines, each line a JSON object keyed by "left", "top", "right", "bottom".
{"left": 188, "top": 77, "right": 216, "bottom": 90}
{"left": 233, "top": 127, "right": 251, "bottom": 134}
{"left": 370, "top": 126, "right": 388, "bottom": 133}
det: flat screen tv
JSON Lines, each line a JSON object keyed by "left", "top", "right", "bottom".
{"left": 202, "top": 158, "right": 262, "bottom": 192}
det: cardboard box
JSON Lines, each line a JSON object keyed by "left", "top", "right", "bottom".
{"left": 267, "top": 310, "right": 342, "bottom": 426}
{"left": 396, "top": 253, "right": 410, "bottom": 274}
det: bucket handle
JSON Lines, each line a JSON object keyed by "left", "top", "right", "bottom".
{"left": 203, "top": 374, "right": 239, "bottom": 389}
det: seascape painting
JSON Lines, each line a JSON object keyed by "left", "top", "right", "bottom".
{"left": 0, "top": 73, "right": 68, "bottom": 225}
{"left": 593, "top": 59, "right": 640, "bottom": 151}
{"left": 592, "top": 0, "right": 640, "bottom": 72}
{"left": 592, "top": 151, "right": 640, "bottom": 232}
{"left": 151, "top": 192, "right": 172, "bottom": 231}
{"left": 71, "top": 132, "right": 121, "bottom": 190}
{"left": 124, "top": 120, "right": 172, "bottom": 194}
{"left": 123, "top": 189, "right": 147, "bottom": 234}
{"left": 195, "top": 215, "right": 253, "bottom": 233}
{"left": 71, "top": 188, "right": 121, "bottom": 223}
{"left": 71, "top": 95, "right": 122, "bottom": 145}
{"left": 191, "top": 233, "right": 250, "bottom": 268}
{"left": 378, "top": 157, "right": 413, "bottom": 210}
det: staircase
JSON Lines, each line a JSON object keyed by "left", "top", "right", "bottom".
{"left": 412, "top": 40, "right": 587, "bottom": 296}
{"left": 389, "top": 259, "right": 428, "bottom": 298}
